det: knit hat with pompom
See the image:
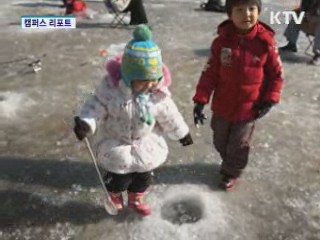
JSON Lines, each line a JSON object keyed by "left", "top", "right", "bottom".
{"left": 121, "top": 24, "right": 163, "bottom": 87}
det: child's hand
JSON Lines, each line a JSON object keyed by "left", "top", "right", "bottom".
{"left": 73, "top": 116, "right": 90, "bottom": 141}
{"left": 179, "top": 133, "right": 193, "bottom": 146}
{"left": 253, "top": 101, "right": 275, "bottom": 119}
{"left": 193, "top": 102, "right": 207, "bottom": 127}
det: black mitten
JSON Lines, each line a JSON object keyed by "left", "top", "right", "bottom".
{"left": 179, "top": 133, "right": 193, "bottom": 146}
{"left": 73, "top": 116, "right": 90, "bottom": 140}
{"left": 253, "top": 101, "right": 275, "bottom": 119}
{"left": 193, "top": 102, "right": 207, "bottom": 127}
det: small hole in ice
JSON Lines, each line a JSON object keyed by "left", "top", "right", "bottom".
{"left": 161, "top": 198, "right": 203, "bottom": 225}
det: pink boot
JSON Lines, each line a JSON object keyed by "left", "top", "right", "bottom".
{"left": 128, "top": 192, "right": 151, "bottom": 216}
{"left": 109, "top": 192, "right": 124, "bottom": 212}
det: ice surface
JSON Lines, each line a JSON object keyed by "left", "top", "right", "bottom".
{"left": 0, "top": 91, "right": 35, "bottom": 118}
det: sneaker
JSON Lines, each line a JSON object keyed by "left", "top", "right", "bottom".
{"left": 279, "top": 42, "right": 298, "bottom": 53}
{"left": 128, "top": 191, "right": 151, "bottom": 216}
{"left": 219, "top": 175, "right": 238, "bottom": 191}
{"left": 308, "top": 54, "right": 320, "bottom": 66}
{"left": 109, "top": 192, "right": 124, "bottom": 212}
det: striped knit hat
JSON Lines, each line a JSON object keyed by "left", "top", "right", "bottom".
{"left": 121, "top": 25, "right": 163, "bottom": 87}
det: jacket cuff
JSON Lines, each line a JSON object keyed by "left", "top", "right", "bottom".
{"left": 81, "top": 118, "right": 97, "bottom": 135}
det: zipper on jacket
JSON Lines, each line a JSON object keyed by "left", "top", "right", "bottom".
{"left": 128, "top": 98, "right": 134, "bottom": 142}
{"left": 234, "top": 37, "right": 245, "bottom": 121}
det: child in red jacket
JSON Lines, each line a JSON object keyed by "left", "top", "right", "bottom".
{"left": 192, "top": 0, "right": 284, "bottom": 191}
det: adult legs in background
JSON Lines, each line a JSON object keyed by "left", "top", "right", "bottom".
{"left": 127, "top": 0, "right": 148, "bottom": 25}
{"left": 201, "top": 0, "right": 225, "bottom": 12}
{"left": 310, "top": 23, "right": 320, "bottom": 65}
{"left": 280, "top": 19, "right": 301, "bottom": 52}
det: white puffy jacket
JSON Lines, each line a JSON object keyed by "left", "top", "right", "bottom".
{"left": 78, "top": 59, "right": 189, "bottom": 174}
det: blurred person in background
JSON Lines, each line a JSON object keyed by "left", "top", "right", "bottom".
{"left": 279, "top": 0, "right": 320, "bottom": 65}
{"left": 105, "top": 0, "right": 148, "bottom": 25}
{"left": 201, "top": 0, "right": 226, "bottom": 12}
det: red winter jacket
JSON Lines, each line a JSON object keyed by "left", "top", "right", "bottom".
{"left": 193, "top": 20, "right": 284, "bottom": 123}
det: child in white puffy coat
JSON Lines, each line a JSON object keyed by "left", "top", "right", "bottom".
{"left": 73, "top": 25, "right": 193, "bottom": 216}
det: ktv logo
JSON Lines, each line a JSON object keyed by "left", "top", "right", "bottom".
{"left": 270, "top": 10, "right": 305, "bottom": 25}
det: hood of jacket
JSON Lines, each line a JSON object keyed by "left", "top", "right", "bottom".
{"left": 217, "top": 20, "right": 276, "bottom": 46}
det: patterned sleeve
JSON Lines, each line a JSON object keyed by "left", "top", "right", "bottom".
{"left": 155, "top": 94, "right": 189, "bottom": 141}
{"left": 78, "top": 82, "right": 109, "bottom": 135}
{"left": 263, "top": 46, "right": 284, "bottom": 103}
{"left": 192, "top": 38, "right": 221, "bottom": 104}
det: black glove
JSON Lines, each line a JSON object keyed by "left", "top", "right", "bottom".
{"left": 193, "top": 102, "right": 207, "bottom": 127}
{"left": 253, "top": 101, "right": 275, "bottom": 119}
{"left": 179, "top": 133, "right": 193, "bottom": 146}
{"left": 73, "top": 116, "right": 90, "bottom": 141}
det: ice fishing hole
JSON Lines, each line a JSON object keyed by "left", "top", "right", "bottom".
{"left": 161, "top": 197, "right": 203, "bottom": 225}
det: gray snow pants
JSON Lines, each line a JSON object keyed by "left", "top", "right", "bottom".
{"left": 211, "top": 115, "right": 255, "bottom": 178}
{"left": 284, "top": 19, "right": 320, "bottom": 54}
